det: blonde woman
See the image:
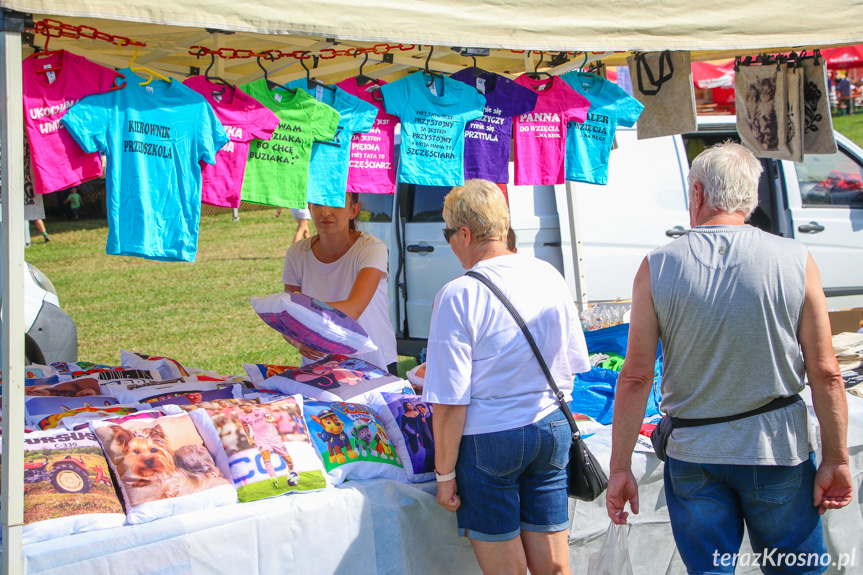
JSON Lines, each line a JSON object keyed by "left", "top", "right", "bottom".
{"left": 423, "top": 179, "right": 589, "bottom": 575}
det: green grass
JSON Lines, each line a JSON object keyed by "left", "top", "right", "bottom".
{"left": 832, "top": 113, "right": 863, "bottom": 147}
{"left": 27, "top": 210, "right": 418, "bottom": 378}
{"left": 27, "top": 210, "right": 307, "bottom": 376}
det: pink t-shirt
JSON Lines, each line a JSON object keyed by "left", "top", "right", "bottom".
{"left": 183, "top": 76, "right": 279, "bottom": 208}
{"left": 23, "top": 51, "right": 117, "bottom": 194}
{"left": 336, "top": 78, "right": 398, "bottom": 195}
{"left": 513, "top": 75, "right": 590, "bottom": 186}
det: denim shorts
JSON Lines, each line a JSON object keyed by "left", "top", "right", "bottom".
{"left": 665, "top": 453, "right": 827, "bottom": 575}
{"left": 454, "top": 409, "right": 571, "bottom": 542}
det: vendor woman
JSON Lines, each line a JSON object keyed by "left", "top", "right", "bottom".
{"left": 282, "top": 191, "right": 398, "bottom": 374}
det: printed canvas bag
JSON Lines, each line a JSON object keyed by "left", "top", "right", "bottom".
{"left": 736, "top": 63, "right": 792, "bottom": 159}
{"left": 801, "top": 58, "right": 838, "bottom": 154}
{"left": 626, "top": 51, "right": 697, "bottom": 139}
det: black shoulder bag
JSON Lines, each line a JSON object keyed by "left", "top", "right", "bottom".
{"left": 465, "top": 271, "right": 608, "bottom": 502}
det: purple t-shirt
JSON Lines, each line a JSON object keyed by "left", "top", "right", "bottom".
{"left": 449, "top": 69, "right": 538, "bottom": 183}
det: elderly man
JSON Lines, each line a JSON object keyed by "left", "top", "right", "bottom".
{"left": 606, "top": 142, "right": 852, "bottom": 574}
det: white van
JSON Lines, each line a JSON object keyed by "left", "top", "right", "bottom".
{"left": 358, "top": 116, "right": 863, "bottom": 355}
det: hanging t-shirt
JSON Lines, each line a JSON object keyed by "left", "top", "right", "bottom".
{"left": 449, "top": 69, "right": 538, "bottom": 183}
{"left": 183, "top": 76, "right": 279, "bottom": 209}
{"left": 239, "top": 79, "right": 340, "bottom": 209}
{"left": 285, "top": 80, "right": 378, "bottom": 207}
{"left": 61, "top": 69, "right": 228, "bottom": 262}
{"left": 380, "top": 72, "right": 485, "bottom": 187}
{"left": 513, "top": 75, "right": 590, "bottom": 186}
{"left": 22, "top": 50, "right": 117, "bottom": 194}
{"left": 282, "top": 232, "right": 398, "bottom": 370}
{"left": 560, "top": 71, "right": 644, "bottom": 185}
{"left": 337, "top": 78, "right": 398, "bottom": 195}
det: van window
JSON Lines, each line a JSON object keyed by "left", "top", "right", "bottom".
{"left": 358, "top": 193, "right": 394, "bottom": 222}
{"left": 795, "top": 149, "right": 863, "bottom": 208}
{"left": 407, "top": 184, "right": 450, "bottom": 222}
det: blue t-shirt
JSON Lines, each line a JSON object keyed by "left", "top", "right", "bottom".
{"left": 62, "top": 69, "right": 227, "bottom": 262}
{"left": 286, "top": 81, "right": 378, "bottom": 207}
{"left": 380, "top": 72, "right": 485, "bottom": 187}
{"left": 449, "top": 69, "right": 538, "bottom": 183}
{"left": 560, "top": 71, "right": 644, "bottom": 185}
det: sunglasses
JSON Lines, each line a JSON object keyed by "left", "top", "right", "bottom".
{"left": 442, "top": 227, "right": 460, "bottom": 242}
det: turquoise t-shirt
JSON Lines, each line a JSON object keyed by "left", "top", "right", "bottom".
{"left": 62, "top": 69, "right": 227, "bottom": 262}
{"left": 560, "top": 71, "right": 644, "bottom": 185}
{"left": 286, "top": 81, "right": 378, "bottom": 208}
{"left": 380, "top": 72, "right": 485, "bottom": 187}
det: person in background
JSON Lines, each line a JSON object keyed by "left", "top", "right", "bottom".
{"left": 282, "top": 192, "right": 398, "bottom": 374}
{"left": 606, "top": 142, "right": 851, "bottom": 575}
{"left": 33, "top": 218, "right": 49, "bottom": 242}
{"left": 290, "top": 208, "right": 311, "bottom": 244}
{"left": 424, "top": 179, "right": 589, "bottom": 575}
{"left": 63, "top": 186, "right": 82, "bottom": 221}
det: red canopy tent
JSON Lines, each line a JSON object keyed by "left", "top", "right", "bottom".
{"left": 821, "top": 45, "right": 863, "bottom": 69}
{"left": 691, "top": 60, "right": 735, "bottom": 89}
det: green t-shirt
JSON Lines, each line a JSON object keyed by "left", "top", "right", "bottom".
{"left": 67, "top": 192, "right": 81, "bottom": 210}
{"left": 239, "top": 79, "right": 340, "bottom": 209}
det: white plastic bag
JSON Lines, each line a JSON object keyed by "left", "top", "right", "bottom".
{"left": 587, "top": 522, "right": 634, "bottom": 575}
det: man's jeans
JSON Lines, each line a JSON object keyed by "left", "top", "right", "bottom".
{"left": 664, "top": 453, "right": 827, "bottom": 575}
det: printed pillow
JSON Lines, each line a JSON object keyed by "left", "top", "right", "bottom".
{"left": 405, "top": 362, "right": 426, "bottom": 394}
{"left": 36, "top": 405, "right": 138, "bottom": 431}
{"left": 91, "top": 412, "right": 237, "bottom": 524}
{"left": 24, "top": 376, "right": 102, "bottom": 398}
{"left": 181, "top": 397, "right": 329, "bottom": 502}
{"left": 57, "top": 367, "right": 162, "bottom": 383}
{"left": 25, "top": 395, "right": 119, "bottom": 426}
{"left": 243, "top": 363, "right": 299, "bottom": 386}
{"left": 145, "top": 385, "right": 240, "bottom": 408}
{"left": 369, "top": 392, "right": 436, "bottom": 482}
{"left": 100, "top": 376, "right": 240, "bottom": 404}
{"left": 256, "top": 355, "right": 406, "bottom": 403}
{"left": 62, "top": 409, "right": 162, "bottom": 431}
{"left": 304, "top": 400, "right": 405, "bottom": 484}
{"left": 251, "top": 291, "right": 377, "bottom": 356}
{"left": 120, "top": 350, "right": 191, "bottom": 380}
{"left": 3, "top": 428, "right": 126, "bottom": 544}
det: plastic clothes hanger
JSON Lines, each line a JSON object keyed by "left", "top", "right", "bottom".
{"left": 196, "top": 49, "right": 232, "bottom": 96}
{"left": 470, "top": 56, "right": 490, "bottom": 79}
{"left": 525, "top": 51, "right": 553, "bottom": 81}
{"left": 128, "top": 44, "right": 172, "bottom": 85}
{"left": 300, "top": 55, "right": 335, "bottom": 92}
{"left": 29, "top": 34, "right": 64, "bottom": 72}
{"left": 421, "top": 45, "right": 445, "bottom": 87}
{"left": 355, "top": 53, "right": 376, "bottom": 86}
{"left": 256, "top": 54, "right": 295, "bottom": 94}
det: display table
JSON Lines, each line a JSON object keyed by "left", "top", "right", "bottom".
{"left": 21, "top": 389, "right": 863, "bottom": 575}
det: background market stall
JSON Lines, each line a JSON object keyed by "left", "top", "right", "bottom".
{"left": 3, "top": 1, "right": 863, "bottom": 573}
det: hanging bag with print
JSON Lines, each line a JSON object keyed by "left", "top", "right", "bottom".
{"left": 736, "top": 60, "right": 790, "bottom": 158}
{"left": 801, "top": 55, "right": 838, "bottom": 154}
{"left": 626, "top": 51, "right": 697, "bottom": 140}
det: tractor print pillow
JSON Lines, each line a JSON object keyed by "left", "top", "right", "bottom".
{"left": 0, "top": 428, "right": 126, "bottom": 544}
{"left": 255, "top": 355, "right": 407, "bottom": 404}
{"left": 304, "top": 400, "right": 406, "bottom": 484}
{"left": 91, "top": 412, "right": 237, "bottom": 524}
{"left": 369, "top": 392, "right": 436, "bottom": 483}
{"left": 186, "top": 397, "right": 330, "bottom": 502}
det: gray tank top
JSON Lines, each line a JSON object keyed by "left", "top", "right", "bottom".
{"left": 648, "top": 225, "right": 817, "bottom": 465}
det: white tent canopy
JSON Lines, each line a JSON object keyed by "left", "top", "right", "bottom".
{"left": 4, "top": 2, "right": 863, "bottom": 574}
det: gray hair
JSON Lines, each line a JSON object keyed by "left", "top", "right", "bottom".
{"left": 687, "top": 141, "right": 763, "bottom": 217}
{"left": 443, "top": 179, "right": 509, "bottom": 243}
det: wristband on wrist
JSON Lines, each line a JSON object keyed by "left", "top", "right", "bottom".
{"left": 435, "top": 469, "right": 456, "bottom": 482}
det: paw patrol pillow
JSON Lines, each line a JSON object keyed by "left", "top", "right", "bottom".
{"left": 369, "top": 392, "right": 436, "bottom": 483}
{"left": 1, "top": 428, "right": 125, "bottom": 544}
{"left": 91, "top": 412, "right": 237, "bottom": 524}
{"left": 304, "top": 400, "right": 406, "bottom": 485}
{"left": 251, "top": 291, "right": 377, "bottom": 356}
{"left": 181, "top": 397, "right": 329, "bottom": 502}
{"left": 256, "top": 355, "right": 406, "bottom": 404}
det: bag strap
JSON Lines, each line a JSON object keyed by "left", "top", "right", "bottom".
{"left": 635, "top": 50, "right": 675, "bottom": 96}
{"left": 670, "top": 394, "right": 802, "bottom": 429}
{"left": 464, "top": 271, "right": 584, "bottom": 441}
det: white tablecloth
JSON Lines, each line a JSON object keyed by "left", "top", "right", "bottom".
{"left": 19, "top": 390, "right": 863, "bottom": 575}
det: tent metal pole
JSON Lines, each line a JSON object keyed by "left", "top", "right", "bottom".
{"left": 0, "top": 14, "right": 27, "bottom": 575}
{"left": 564, "top": 181, "right": 588, "bottom": 311}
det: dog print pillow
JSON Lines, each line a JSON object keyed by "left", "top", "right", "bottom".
{"left": 1, "top": 428, "right": 125, "bottom": 544}
{"left": 91, "top": 412, "right": 237, "bottom": 524}
{"left": 254, "top": 355, "right": 406, "bottom": 404}
{"left": 369, "top": 392, "right": 436, "bottom": 483}
{"left": 304, "top": 400, "right": 406, "bottom": 484}
{"left": 187, "top": 397, "right": 330, "bottom": 502}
